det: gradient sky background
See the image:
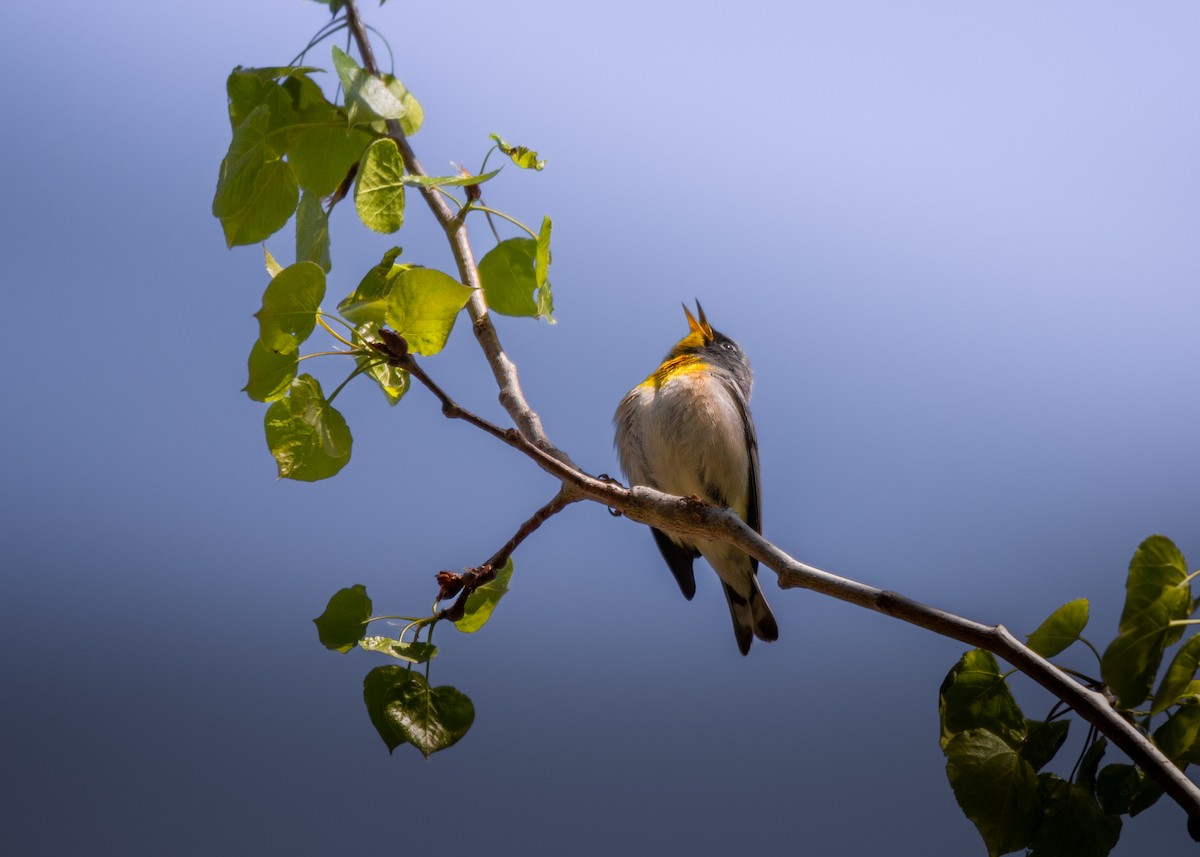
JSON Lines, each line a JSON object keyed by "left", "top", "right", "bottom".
{"left": 3, "top": 1, "right": 1198, "bottom": 854}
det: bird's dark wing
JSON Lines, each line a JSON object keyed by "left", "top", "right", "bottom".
{"left": 651, "top": 527, "right": 698, "bottom": 601}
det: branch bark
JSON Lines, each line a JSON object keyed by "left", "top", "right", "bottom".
{"left": 338, "top": 0, "right": 1200, "bottom": 839}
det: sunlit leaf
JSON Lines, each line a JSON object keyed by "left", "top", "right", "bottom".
{"left": 313, "top": 584, "right": 372, "bottom": 653}
{"left": 382, "top": 73, "right": 423, "bottom": 135}
{"left": 535, "top": 215, "right": 554, "bottom": 322}
{"left": 290, "top": 124, "right": 374, "bottom": 197}
{"left": 332, "top": 46, "right": 407, "bottom": 124}
{"left": 402, "top": 168, "right": 501, "bottom": 188}
{"left": 478, "top": 238, "right": 537, "bottom": 317}
{"left": 1027, "top": 598, "right": 1089, "bottom": 658}
{"left": 244, "top": 339, "right": 297, "bottom": 402}
{"left": 355, "top": 138, "right": 406, "bottom": 233}
{"left": 384, "top": 268, "right": 473, "bottom": 356}
{"left": 358, "top": 637, "right": 437, "bottom": 664}
{"left": 254, "top": 261, "right": 326, "bottom": 352}
{"left": 213, "top": 105, "right": 299, "bottom": 247}
{"left": 453, "top": 559, "right": 513, "bottom": 634}
{"left": 338, "top": 247, "right": 406, "bottom": 326}
{"left": 489, "top": 133, "right": 545, "bottom": 170}
{"left": 263, "top": 374, "right": 352, "bottom": 481}
{"left": 264, "top": 247, "right": 283, "bottom": 278}
{"left": 296, "top": 191, "right": 331, "bottom": 273}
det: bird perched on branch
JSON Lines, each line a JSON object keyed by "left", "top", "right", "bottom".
{"left": 614, "top": 302, "right": 778, "bottom": 655}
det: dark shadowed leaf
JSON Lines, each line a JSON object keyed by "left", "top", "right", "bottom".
{"left": 1101, "top": 536, "right": 1192, "bottom": 709}
{"left": 945, "top": 728, "right": 1040, "bottom": 857}
{"left": 939, "top": 649, "right": 1028, "bottom": 750}
{"left": 313, "top": 585, "right": 372, "bottom": 652}
{"left": 1152, "top": 634, "right": 1200, "bottom": 715}
{"left": 1018, "top": 718, "right": 1070, "bottom": 772}
{"left": 1029, "top": 774, "right": 1121, "bottom": 857}
{"left": 362, "top": 666, "right": 474, "bottom": 757}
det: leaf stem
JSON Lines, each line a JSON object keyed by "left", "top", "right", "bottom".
{"left": 466, "top": 205, "right": 538, "bottom": 239}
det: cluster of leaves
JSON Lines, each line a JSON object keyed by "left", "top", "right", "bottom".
{"left": 940, "top": 535, "right": 1199, "bottom": 857}
{"left": 312, "top": 562, "right": 512, "bottom": 756}
{"left": 214, "top": 51, "right": 552, "bottom": 481}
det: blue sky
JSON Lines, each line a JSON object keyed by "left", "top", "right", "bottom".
{"left": 3, "top": 1, "right": 1198, "bottom": 854}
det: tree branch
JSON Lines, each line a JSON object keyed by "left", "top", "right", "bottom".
{"left": 341, "top": 3, "right": 1200, "bottom": 839}
{"left": 380, "top": 333, "right": 1200, "bottom": 834}
{"left": 341, "top": 0, "right": 570, "bottom": 465}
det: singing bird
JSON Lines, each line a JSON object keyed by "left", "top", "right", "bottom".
{"left": 614, "top": 303, "right": 778, "bottom": 654}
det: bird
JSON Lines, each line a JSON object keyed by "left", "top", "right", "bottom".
{"left": 614, "top": 302, "right": 778, "bottom": 655}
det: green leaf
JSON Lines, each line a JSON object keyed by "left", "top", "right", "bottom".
{"left": 382, "top": 73, "right": 423, "bottom": 135}
{"left": 384, "top": 268, "right": 473, "bottom": 356}
{"left": 1101, "top": 535, "right": 1192, "bottom": 709}
{"left": 313, "top": 585, "right": 372, "bottom": 652}
{"left": 358, "top": 637, "right": 438, "bottom": 664}
{"left": 944, "top": 728, "right": 1040, "bottom": 857}
{"left": 352, "top": 326, "right": 411, "bottom": 405}
{"left": 225, "top": 67, "right": 308, "bottom": 131}
{"left": 212, "top": 105, "right": 299, "bottom": 247}
{"left": 489, "top": 133, "right": 545, "bottom": 170}
{"left": 479, "top": 238, "right": 538, "bottom": 317}
{"left": 1176, "top": 679, "right": 1200, "bottom": 707}
{"left": 263, "top": 374, "right": 352, "bottom": 481}
{"left": 1028, "top": 774, "right": 1121, "bottom": 857}
{"left": 1154, "top": 705, "right": 1200, "bottom": 764}
{"left": 338, "top": 247, "right": 406, "bottom": 326}
{"left": 535, "top": 215, "right": 554, "bottom": 322}
{"left": 362, "top": 666, "right": 475, "bottom": 757}
{"left": 453, "top": 559, "right": 514, "bottom": 634}
{"left": 254, "top": 262, "right": 326, "bottom": 353}
{"left": 1018, "top": 718, "right": 1070, "bottom": 772}
{"left": 244, "top": 339, "right": 297, "bottom": 402}
{"left": 1152, "top": 634, "right": 1200, "bottom": 715}
{"left": 264, "top": 247, "right": 283, "bottom": 278}
{"left": 939, "top": 649, "right": 1028, "bottom": 751}
{"left": 355, "top": 138, "right": 406, "bottom": 233}
{"left": 1123, "top": 535, "right": 1192, "bottom": 643}
{"left": 295, "top": 191, "right": 331, "bottom": 273}
{"left": 1027, "top": 598, "right": 1089, "bottom": 658}
{"left": 1095, "top": 764, "right": 1162, "bottom": 816}
{"left": 290, "top": 124, "right": 374, "bottom": 197}
{"left": 402, "top": 168, "right": 502, "bottom": 188}
{"left": 332, "top": 46, "right": 407, "bottom": 124}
